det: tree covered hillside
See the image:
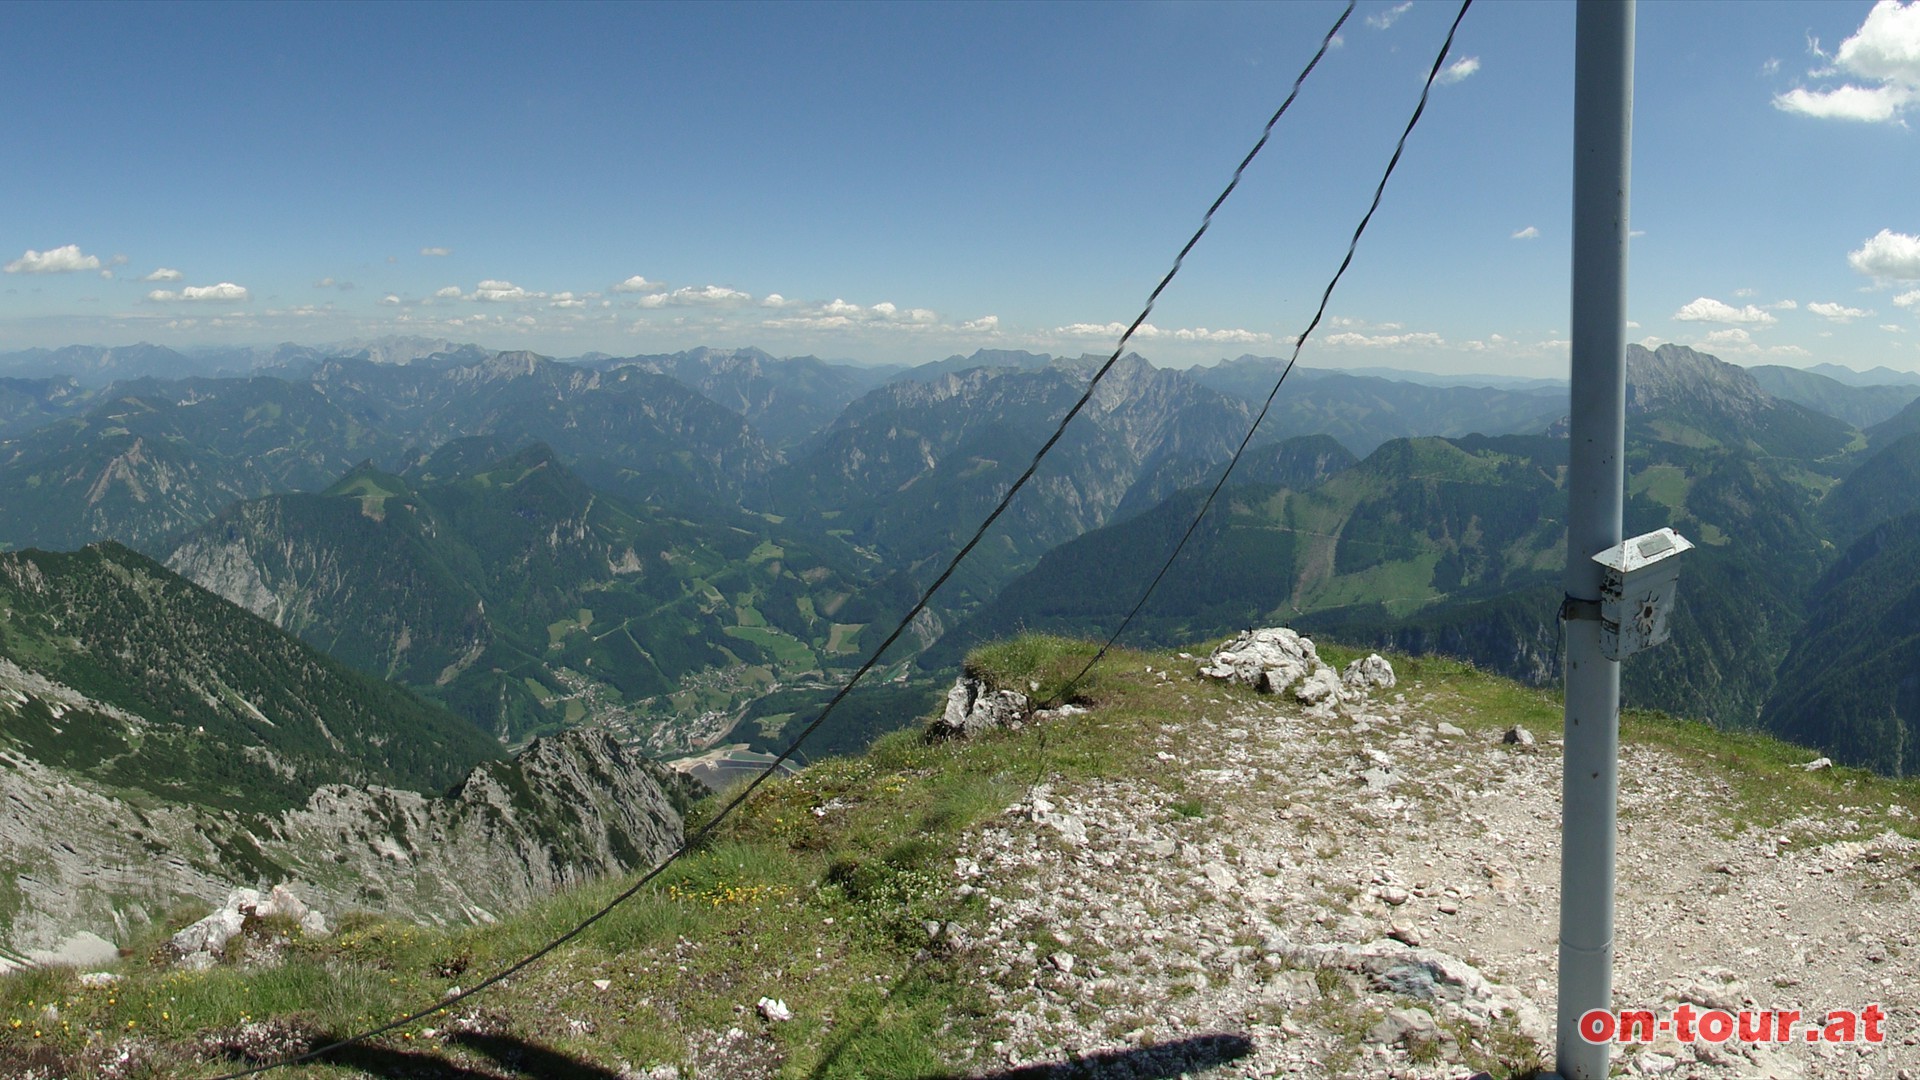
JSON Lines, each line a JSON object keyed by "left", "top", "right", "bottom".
{"left": 0, "top": 544, "right": 499, "bottom": 812}
{"left": 167, "top": 444, "right": 887, "bottom": 751}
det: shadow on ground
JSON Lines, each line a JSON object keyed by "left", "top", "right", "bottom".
{"left": 922, "top": 1032, "right": 1256, "bottom": 1079}
{"left": 220, "top": 1030, "right": 623, "bottom": 1079}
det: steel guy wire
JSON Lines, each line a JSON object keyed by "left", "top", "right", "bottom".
{"left": 1051, "top": 0, "right": 1475, "bottom": 704}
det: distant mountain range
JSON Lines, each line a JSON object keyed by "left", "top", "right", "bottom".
{"left": 1746, "top": 364, "right": 1920, "bottom": 428}
{"left": 931, "top": 345, "right": 1867, "bottom": 754}
{"left": 3, "top": 335, "right": 1920, "bottom": 784}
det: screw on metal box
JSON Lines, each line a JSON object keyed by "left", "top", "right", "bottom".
{"left": 1591, "top": 527, "right": 1693, "bottom": 661}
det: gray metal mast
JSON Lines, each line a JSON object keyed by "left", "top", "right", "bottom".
{"left": 1555, "top": 2, "right": 1634, "bottom": 1078}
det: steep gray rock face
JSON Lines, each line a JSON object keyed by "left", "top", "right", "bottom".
{"left": 1625, "top": 344, "right": 1774, "bottom": 422}
{"left": 266, "top": 728, "right": 683, "bottom": 920}
{"left": 0, "top": 670, "right": 683, "bottom": 958}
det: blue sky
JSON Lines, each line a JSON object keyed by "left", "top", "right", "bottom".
{"left": 3, "top": 0, "right": 1916, "bottom": 374}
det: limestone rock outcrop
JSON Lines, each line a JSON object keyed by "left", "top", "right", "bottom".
{"left": 931, "top": 675, "right": 1032, "bottom": 738}
{"left": 1197, "top": 628, "right": 1396, "bottom": 713}
{"left": 0, "top": 724, "right": 683, "bottom": 962}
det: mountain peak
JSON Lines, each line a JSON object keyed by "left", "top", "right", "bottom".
{"left": 1626, "top": 342, "right": 1774, "bottom": 421}
{"left": 320, "top": 460, "right": 413, "bottom": 499}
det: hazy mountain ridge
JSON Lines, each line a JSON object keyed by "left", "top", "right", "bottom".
{"left": 937, "top": 344, "right": 1852, "bottom": 740}
{"left": 1819, "top": 431, "right": 1920, "bottom": 547}
{"left": 767, "top": 354, "right": 1262, "bottom": 610}
{"left": 2, "top": 336, "right": 1915, "bottom": 781}
{"left": 0, "top": 375, "right": 93, "bottom": 438}
{"left": 1761, "top": 508, "right": 1920, "bottom": 776}
{"left": 1746, "top": 363, "right": 1920, "bottom": 429}
{"left": 1188, "top": 355, "right": 1569, "bottom": 455}
{"left": 586, "top": 346, "right": 900, "bottom": 449}
{"left": 0, "top": 377, "right": 403, "bottom": 554}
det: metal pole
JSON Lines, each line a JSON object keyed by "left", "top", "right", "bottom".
{"left": 1555, "top": 3, "right": 1633, "bottom": 1078}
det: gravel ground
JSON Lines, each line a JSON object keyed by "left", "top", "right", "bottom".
{"left": 944, "top": 656, "right": 1919, "bottom": 1080}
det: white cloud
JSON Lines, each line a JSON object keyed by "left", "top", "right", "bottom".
{"left": 550, "top": 292, "right": 586, "bottom": 309}
{"left": 1511, "top": 226, "right": 1539, "bottom": 240}
{"left": 1849, "top": 229, "right": 1920, "bottom": 279}
{"left": 1763, "top": 57, "right": 1782, "bottom": 76}
{"left": 823, "top": 298, "right": 862, "bottom": 316}
{"left": 314, "top": 277, "right": 354, "bottom": 290}
{"left": 1051, "top": 320, "right": 1273, "bottom": 344}
{"left": 5, "top": 244, "right": 102, "bottom": 274}
{"left": 380, "top": 294, "right": 402, "bottom": 306}
{"left": 637, "top": 284, "right": 753, "bottom": 308}
{"left": 1177, "top": 327, "right": 1274, "bottom": 344}
{"left": 1807, "top": 300, "right": 1873, "bottom": 321}
{"left": 143, "top": 268, "right": 184, "bottom": 282}
{"left": 1894, "top": 288, "right": 1920, "bottom": 307}
{"left": 147, "top": 282, "right": 250, "bottom": 302}
{"left": 1056, "top": 321, "right": 1147, "bottom": 339}
{"left": 610, "top": 275, "right": 664, "bottom": 293}
{"left": 1686, "top": 330, "right": 1812, "bottom": 359}
{"left": 1437, "top": 56, "right": 1480, "bottom": 85}
{"left": 1672, "top": 296, "right": 1778, "bottom": 324}
{"left": 961, "top": 315, "right": 1000, "bottom": 333}
{"left": 1884, "top": 323, "right": 1907, "bottom": 332}
{"left": 1774, "top": 83, "right": 1913, "bottom": 121}
{"left": 1837, "top": 0, "right": 1920, "bottom": 84}
{"left": 1367, "top": 1, "right": 1413, "bottom": 30}
{"left": 1775, "top": 1, "right": 1920, "bottom": 123}
{"left": 434, "top": 285, "right": 464, "bottom": 299}
{"left": 1766, "top": 299, "right": 1800, "bottom": 310}
{"left": 1323, "top": 330, "right": 1447, "bottom": 348}
{"left": 473, "top": 279, "right": 546, "bottom": 303}
{"left": 99, "top": 269, "right": 114, "bottom": 280}
{"left": 760, "top": 293, "right": 798, "bottom": 308}
{"left": 421, "top": 246, "right": 452, "bottom": 256}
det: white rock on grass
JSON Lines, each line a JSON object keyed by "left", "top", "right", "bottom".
{"left": 1343, "top": 653, "right": 1397, "bottom": 692}
{"left": 1366, "top": 1006, "right": 1442, "bottom": 1049}
{"left": 1197, "top": 628, "right": 1321, "bottom": 695}
{"left": 1293, "top": 666, "right": 1344, "bottom": 707}
{"left": 931, "top": 675, "right": 1031, "bottom": 738}
{"left": 755, "top": 997, "right": 792, "bottom": 1023}
{"left": 170, "top": 885, "right": 329, "bottom": 969}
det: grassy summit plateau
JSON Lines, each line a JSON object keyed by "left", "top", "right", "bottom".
{"left": 4, "top": 635, "right": 1917, "bottom": 1079}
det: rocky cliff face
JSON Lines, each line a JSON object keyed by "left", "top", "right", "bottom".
{"left": 264, "top": 728, "right": 684, "bottom": 922}
{"left": 0, "top": 662, "right": 683, "bottom": 958}
{"left": 1625, "top": 343, "right": 1774, "bottom": 422}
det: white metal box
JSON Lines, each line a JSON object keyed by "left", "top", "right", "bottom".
{"left": 1591, "top": 527, "right": 1694, "bottom": 661}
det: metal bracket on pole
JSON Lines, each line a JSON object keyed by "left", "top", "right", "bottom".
{"left": 1559, "top": 595, "right": 1602, "bottom": 622}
